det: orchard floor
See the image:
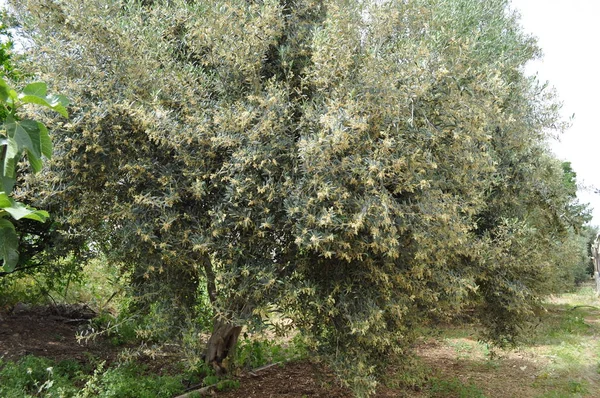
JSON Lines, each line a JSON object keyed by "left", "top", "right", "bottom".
{"left": 1, "top": 285, "right": 600, "bottom": 397}
{"left": 0, "top": 304, "right": 117, "bottom": 364}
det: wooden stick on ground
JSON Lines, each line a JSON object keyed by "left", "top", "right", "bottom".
{"left": 172, "top": 361, "right": 285, "bottom": 398}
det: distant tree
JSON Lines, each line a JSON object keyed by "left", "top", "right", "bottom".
{"left": 0, "top": 14, "right": 24, "bottom": 81}
{"left": 10, "top": 0, "right": 589, "bottom": 394}
{"left": 584, "top": 225, "right": 599, "bottom": 276}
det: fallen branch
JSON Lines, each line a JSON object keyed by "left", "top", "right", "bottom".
{"left": 248, "top": 361, "right": 282, "bottom": 376}
{"left": 172, "top": 361, "right": 285, "bottom": 398}
{"left": 63, "top": 318, "right": 92, "bottom": 325}
{"left": 173, "top": 384, "right": 216, "bottom": 398}
{"left": 570, "top": 305, "right": 600, "bottom": 311}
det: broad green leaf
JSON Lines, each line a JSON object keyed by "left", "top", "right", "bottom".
{"left": 19, "top": 95, "right": 69, "bottom": 118}
{"left": 5, "top": 115, "right": 34, "bottom": 145}
{"left": 3, "top": 135, "right": 18, "bottom": 178}
{"left": 27, "top": 149, "right": 43, "bottom": 173}
{"left": 20, "top": 209, "right": 50, "bottom": 222}
{"left": 22, "top": 81, "right": 48, "bottom": 97}
{"left": 0, "top": 218, "right": 19, "bottom": 272}
{"left": 50, "top": 103, "right": 68, "bottom": 118}
{"left": 5, "top": 116, "right": 47, "bottom": 160}
{"left": 47, "top": 93, "right": 70, "bottom": 107}
{"left": 0, "top": 191, "right": 11, "bottom": 208}
{"left": 0, "top": 196, "right": 49, "bottom": 221}
{"left": 0, "top": 164, "right": 15, "bottom": 193}
{"left": 38, "top": 122, "right": 52, "bottom": 159}
{"left": 0, "top": 77, "right": 9, "bottom": 102}
{"left": 18, "top": 85, "right": 69, "bottom": 117}
{"left": 18, "top": 94, "right": 52, "bottom": 108}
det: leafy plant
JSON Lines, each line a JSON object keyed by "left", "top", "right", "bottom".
{"left": 0, "top": 355, "right": 186, "bottom": 398}
{"left": 0, "top": 14, "right": 25, "bottom": 81}
{"left": 215, "top": 379, "right": 240, "bottom": 392}
{"left": 0, "top": 355, "right": 81, "bottom": 397}
{"left": 0, "top": 76, "right": 68, "bottom": 272}
{"left": 75, "top": 362, "right": 184, "bottom": 398}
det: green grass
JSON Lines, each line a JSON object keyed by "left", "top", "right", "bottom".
{"left": 0, "top": 356, "right": 186, "bottom": 398}
{"left": 410, "top": 284, "right": 600, "bottom": 398}
{"left": 429, "top": 377, "right": 487, "bottom": 398}
{"left": 0, "top": 356, "right": 82, "bottom": 397}
{"left": 235, "top": 333, "right": 309, "bottom": 370}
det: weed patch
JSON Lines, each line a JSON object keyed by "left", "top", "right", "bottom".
{"left": 0, "top": 355, "right": 186, "bottom": 398}
{"left": 428, "top": 376, "right": 486, "bottom": 398}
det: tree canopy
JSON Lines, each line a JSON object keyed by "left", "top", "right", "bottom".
{"left": 9, "top": 0, "right": 591, "bottom": 395}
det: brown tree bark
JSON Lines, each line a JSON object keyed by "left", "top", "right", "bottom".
{"left": 204, "top": 318, "right": 242, "bottom": 375}
{"left": 201, "top": 255, "right": 243, "bottom": 375}
{"left": 592, "top": 233, "right": 600, "bottom": 296}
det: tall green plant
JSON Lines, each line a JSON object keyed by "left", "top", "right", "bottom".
{"left": 0, "top": 77, "right": 68, "bottom": 271}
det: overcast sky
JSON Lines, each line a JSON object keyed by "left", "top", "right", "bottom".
{"left": 511, "top": 0, "right": 600, "bottom": 225}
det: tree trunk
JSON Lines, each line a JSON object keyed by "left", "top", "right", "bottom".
{"left": 593, "top": 234, "right": 600, "bottom": 296}
{"left": 204, "top": 318, "right": 242, "bottom": 375}
{"left": 201, "top": 256, "right": 243, "bottom": 375}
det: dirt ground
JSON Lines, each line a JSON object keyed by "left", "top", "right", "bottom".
{"left": 0, "top": 304, "right": 120, "bottom": 364}
{"left": 0, "top": 306, "right": 353, "bottom": 396}
{"left": 1, "top": 304, "right": 598, "bottom": 397}
{"left": 415, "top": 339, "right": 545, "bottom": 398}
{"left": 213, "top": 361, "right": 352, "bottom": 397}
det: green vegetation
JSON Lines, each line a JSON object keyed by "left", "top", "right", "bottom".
{"left": 0, "top": 0, "right": 596, "bottom": 396}
{"left": 0, "top": 77, "right": 69, "bottom": 271}
{"left": 429, "top": 377, "right": 487, "bottom": 398}
{"left": 235, "top": 333, "right": 309, "bottom": 370}
{"left": 0, "top": 356, "right": 186, "bottom": 398}
{"left": 379, "top": 284, "right": 600, "bottom": 397}
{"left": 0, "top": 19, "right": 70, "bottom": 274}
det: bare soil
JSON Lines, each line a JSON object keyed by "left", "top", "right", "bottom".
{"left": 0, "top": 304, "right": 120, "bottom": 364}
{"left": 215, "top": 361, "right": 352, "bottom": 397}
{"left": 416, "top": 339, "right": 545, "bottom": 398}
{"left": 2, "top": 304, "right": 599, "bottom": 397}
{"left": 0, "top": 305, "right": 352, "bottom": 396}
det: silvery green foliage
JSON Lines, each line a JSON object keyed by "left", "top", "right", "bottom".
{"left": 11, "top": 0, "right": 587, "bottom": 395}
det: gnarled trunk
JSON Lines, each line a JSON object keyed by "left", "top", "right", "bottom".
{"left": 204, "top": 318, "right": 242, "bottom": 375}
{"left": 201, "top": 255, "right": 243, "bottom": 375}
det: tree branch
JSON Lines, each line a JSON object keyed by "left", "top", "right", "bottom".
{"left": 202, "top": 255, "right": 217, "bottom": 306}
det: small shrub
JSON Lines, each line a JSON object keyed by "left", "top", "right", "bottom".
{"left": 75, "top": 362, "right": 184, "bottom": 398}
{"left": 235, "top": 334, "right": 308, "bottom": 371}
{"left": 567, "top": 379, "right": 588, "bottom": 394}
{"left": 0, "top": 355, "right": 187, "bottom": 398}
{"left": 0, "top": 355, "right": 80, "bottom": 397}
{"left": 216, "top": 379, "right": 240, "bottom": 392}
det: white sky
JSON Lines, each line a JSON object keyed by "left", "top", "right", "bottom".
{"left": 511, "top": 0, "right": 600, "bottom": 226}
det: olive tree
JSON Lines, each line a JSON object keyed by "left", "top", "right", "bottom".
{"left": 11, "top": 0, "right": 586, "bottom": 394}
